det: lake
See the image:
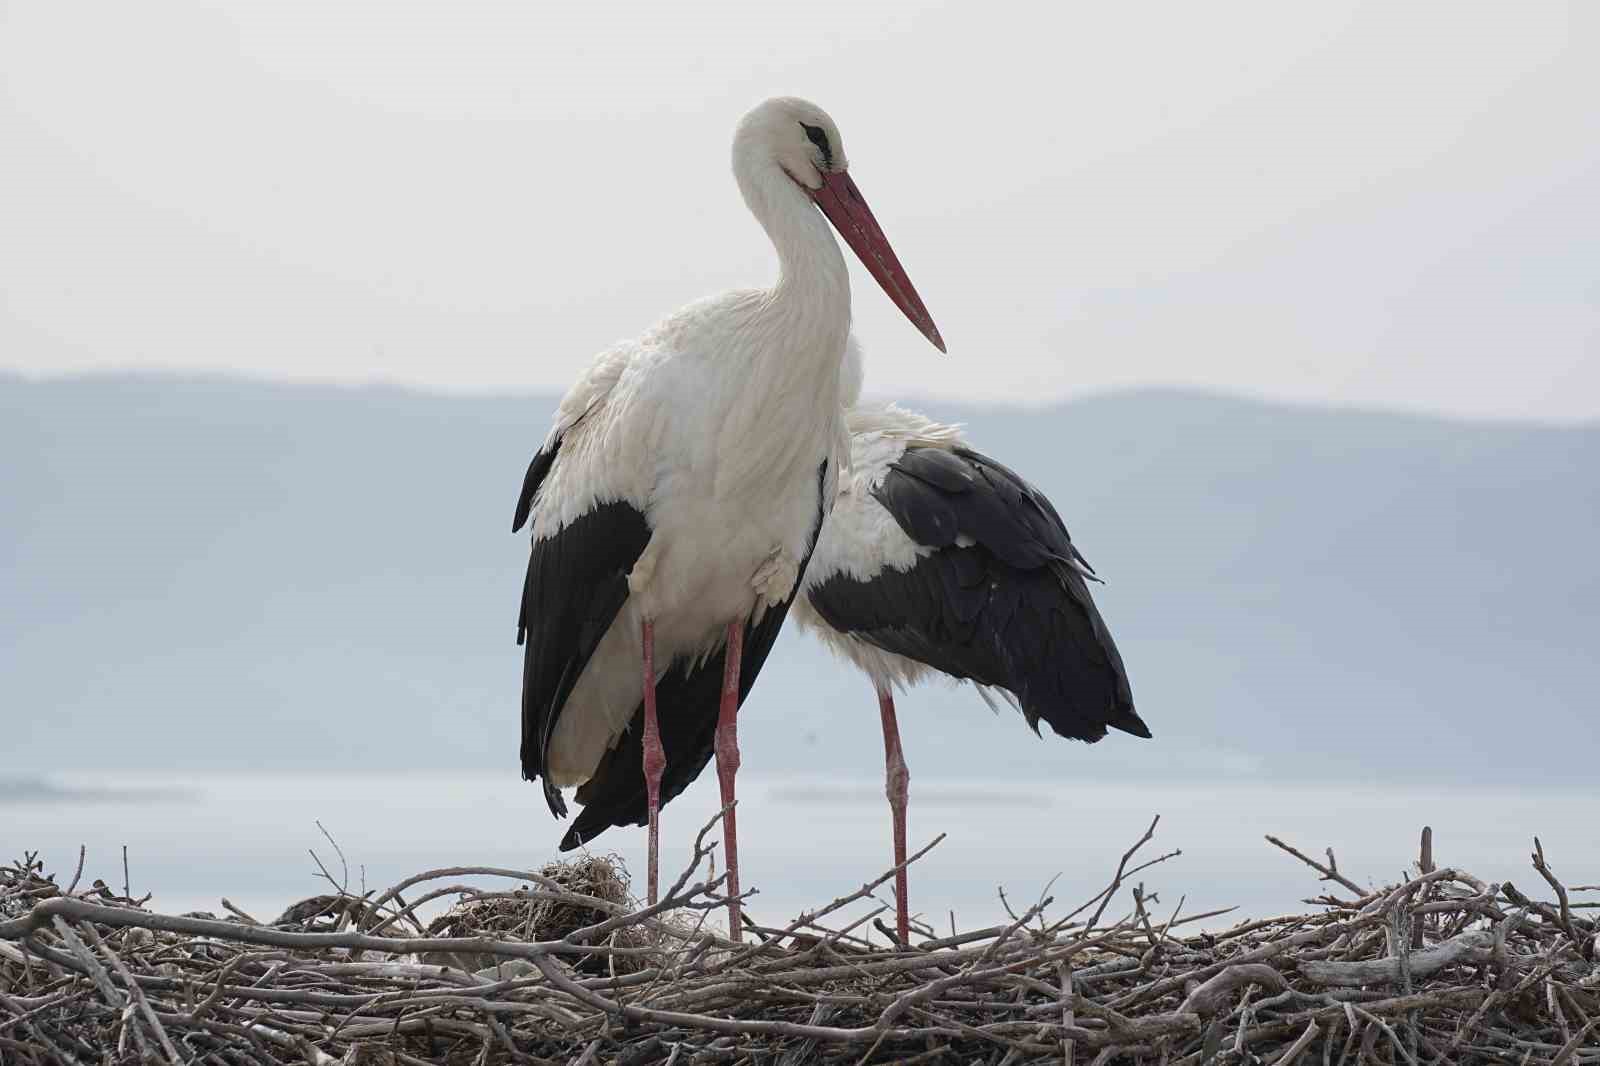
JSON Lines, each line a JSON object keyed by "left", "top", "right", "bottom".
{"left": 5, "top": 773, "right": 1594, "bottom": 939}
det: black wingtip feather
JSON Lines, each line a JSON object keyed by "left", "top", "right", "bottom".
{"left": 1111, "top": 708, "right": 1153, "bottom": 740}
{"left": 816, "top": 442, "right": 1150, "bottom": 749}
{"left": 543, "top": 779, "right": 568, "bottom": 818}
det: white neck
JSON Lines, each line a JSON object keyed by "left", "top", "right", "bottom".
{"left": 734, "top": 155, "right": 852, "bottom": 358}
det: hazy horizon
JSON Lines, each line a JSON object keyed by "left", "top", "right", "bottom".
{"left": 9, "top": 366, "right": 1598, "bottom": 429}
{"left": 10, "top": 769, "right": 1597, "bottom": 936}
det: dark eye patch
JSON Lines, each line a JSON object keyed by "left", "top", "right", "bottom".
{"left": 799, "top": 122, "right": 834, "bottom": 168}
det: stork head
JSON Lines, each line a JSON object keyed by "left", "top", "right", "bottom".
{"left": 735, "top": 97, "right": 848, "bottom": 192}
{"left": 734, "top": 97, "right": 945, "bottom": 353}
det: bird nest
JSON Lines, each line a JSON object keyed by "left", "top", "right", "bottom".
{"left": 416, "top": 853, "right": 656, "bottom": 978}
{"left": 3, "top": 814, "right": 1597, "bottom": 1065}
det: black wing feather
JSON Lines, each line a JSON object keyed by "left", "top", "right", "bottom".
{"left": 512, "top": 442, "right": 559, "bottom": 535}
{"left": 559, "top": 597, "right": 793, "bottom": 851}
{"left": 558, "top": 462, "right": 831, "bottom": 851}
{"left": 810, "top": 444, "right": 1149, "bottom": 743}
{"left": 514, "top": 434, "right": 652, "bottom": 817}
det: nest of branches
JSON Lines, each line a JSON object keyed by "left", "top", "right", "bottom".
{"left": 3, "top": 814, "right": 1598, "bottom": 1065}
{"left": 417, "top": 855, "right": 654, "bottom": 979}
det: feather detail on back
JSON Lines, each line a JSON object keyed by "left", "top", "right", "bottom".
{"left": 795, "top": 404, "right": 1149, "bottom": 743}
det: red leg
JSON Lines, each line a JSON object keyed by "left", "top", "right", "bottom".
{"left": 715, "top": 620, "right": 745, "bottom": 942}
{"left": 877, "top": 687, "right": 911, "bottom": 946}
{"left": 640, "top": 620, "right": 664, "bottom": 907}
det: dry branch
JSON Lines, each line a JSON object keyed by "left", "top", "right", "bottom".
{"left": 1299, "top": 928, "right": 1500, "bottom": 987}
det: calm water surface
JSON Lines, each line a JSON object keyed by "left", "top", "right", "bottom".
{"left": 6, "top": 773, "right": 1594, "bottom": 938}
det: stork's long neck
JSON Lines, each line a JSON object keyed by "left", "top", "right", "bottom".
{"left": 712, "top": 155, "right": 853, "bottom": 501}
{"left": 738, "top": 161, "right": 852, "bottom": 362}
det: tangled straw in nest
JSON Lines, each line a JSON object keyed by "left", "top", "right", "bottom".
{"left": 3, "top": 812, "right": 1598, "bottom": 1064}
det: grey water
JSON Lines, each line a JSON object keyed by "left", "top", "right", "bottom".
{"left": 6, "top": 773, "right": 1594, "bottom": 939}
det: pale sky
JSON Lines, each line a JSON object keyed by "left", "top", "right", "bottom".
{"left": 4, "top": 1, "right": 1596, "bottom": 419}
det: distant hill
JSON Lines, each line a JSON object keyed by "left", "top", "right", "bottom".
{"left": 3, "top": 373, "right": 1596, "bottom": 786}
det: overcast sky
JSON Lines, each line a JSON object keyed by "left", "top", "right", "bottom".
{"left": 4, "top": 1, "right": 1595, "bottom": 420}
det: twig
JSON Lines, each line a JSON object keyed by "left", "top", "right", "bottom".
{"left": 1532, "top": 837, "right": 1586, "bottom": 954}
{"left": 1269, "top": 1019, "right": 1320, "bottom": 1065}
{"left": 64, "top": 847, "right": 86, "bottom": 897}
{"left": 1266, "top": 836, "right": 1365, "bottom": 896}
{"left": 1085, "top": 815, "right": 1164, "bottom": 933}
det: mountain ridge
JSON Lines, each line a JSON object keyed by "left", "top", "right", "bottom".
{"left": 4, "top": 371, "right": 1596, "bottom": 788}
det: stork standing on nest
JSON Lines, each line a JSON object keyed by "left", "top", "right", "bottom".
{"left": 792, "top": 399, "right": 1150, "bottom": 944}
{"left": 512, "top": 97, "right": 945, "bottom": 939}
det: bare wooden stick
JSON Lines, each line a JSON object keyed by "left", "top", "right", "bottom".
{"left": 76, "top": 921, "right": 182, "bottom": 1066}
{"left": 1266, "top": 836, "right": 1365, "bottom": 896}
{"left": 1299, "top": 929, "right": 1497, "bottom": 987}
{"left": 1084, "top": 815, "right": 1164, "bottom": 933}
{"left": 1269, "top": 1018, "right": 1321, "bottom": 1066}
{"left": 1178, "top": 964, "right": 1287, "bottom": 1016}
{"left": 5, "top": 897, "right": 666, "bottom": 963}
{"left": 1532, "top": 837, "right": 1586, "bottom": 951}
{"left": 62, "top": 847, "right": 87, "bottom": 898}
{"left": 1412, "top": 827, "right": 1435, "bottom": 951}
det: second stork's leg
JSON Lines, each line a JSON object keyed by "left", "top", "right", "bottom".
{"left": 877, "top": 686, "right": 911, "bottom": 945}
{"left": 715, "top": 620, "right": 745, "bottom": 942}
{"left": 640, "top": 620, "right": 664, "bottom": 906}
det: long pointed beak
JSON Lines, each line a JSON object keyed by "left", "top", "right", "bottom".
{"left": 810, "top": 170, "right": 945, "bottom": 353}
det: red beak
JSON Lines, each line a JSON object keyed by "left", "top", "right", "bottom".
{"left": 810, "top": 170, "right": 945, "bottom": 353}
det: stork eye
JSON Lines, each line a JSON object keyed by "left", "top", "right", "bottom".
{"left": 799, "top": 122, "right": 834, "bottom": 167}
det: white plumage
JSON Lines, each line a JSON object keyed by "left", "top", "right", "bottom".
{"left": 512, "top": 96, "right": 944, "bottom": 928}
{"left": 791, "top": 403, "right": 967, "bottom": 692}
{"left": 531, "top": 293, "right": 852, "bottom": 786}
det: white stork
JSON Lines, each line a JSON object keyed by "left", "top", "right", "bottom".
{"left": 791, "top": 399, "right": 1150, "bottom": 944}
{"left": 512, "top": 97, "right": 944, "bottom": 938}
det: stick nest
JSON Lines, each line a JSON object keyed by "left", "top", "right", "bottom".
{"left": 3, "top": 815, "right": 1597, "bottom": 1064}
